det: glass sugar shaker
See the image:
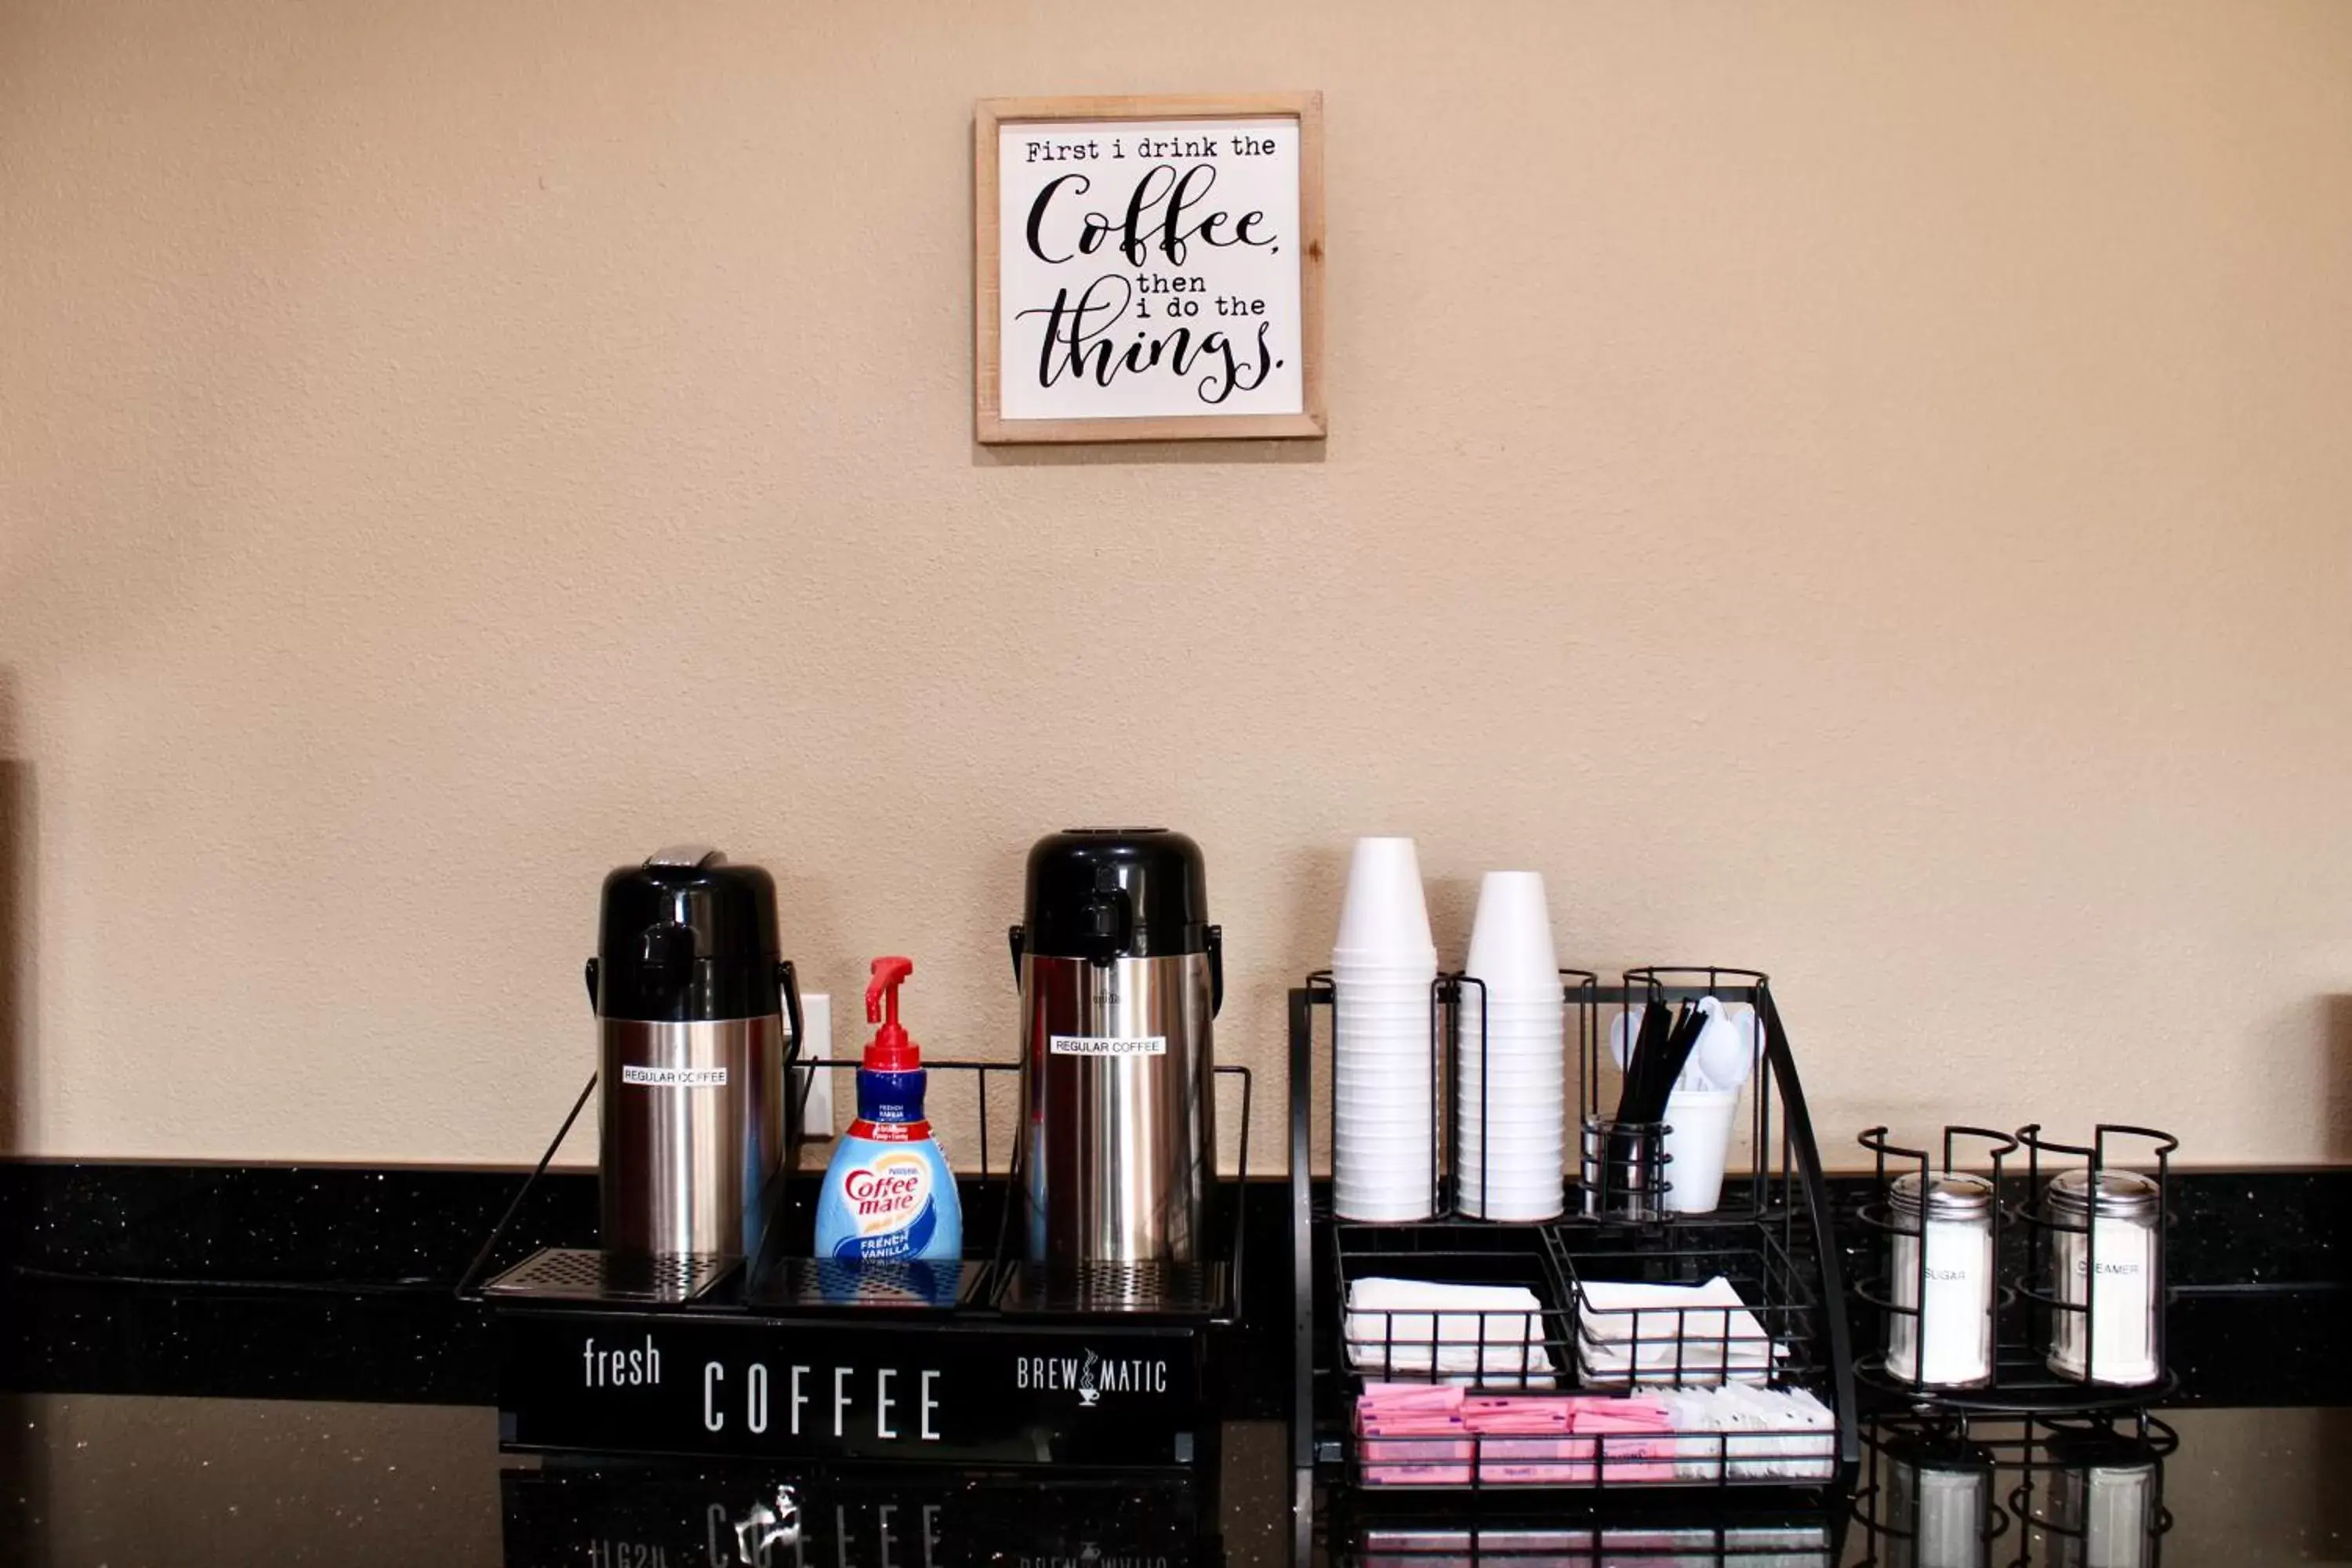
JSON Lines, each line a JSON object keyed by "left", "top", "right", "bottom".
{"left": 1887, "top": 1171, "right": 1996, "bottom": 1388}
{"left": 1885, "top": 1432, "right": 1998, "bottom": 1568}
{"left": 2046, "top": 1168, "right": 2162, "bottom": 1386}
{"left": 2035, "top": 1429, "right": 2162, "bottom": 1568}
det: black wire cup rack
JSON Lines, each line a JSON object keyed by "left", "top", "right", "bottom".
{"left": 1293, "top": 966, "right": 1858, "bottom": 1503}
{"left": 462, "top": 1057, "right": 1254, "bottom": 1470}
{"left": 1853, "top": 1123, "right": 2177, "bottom": 1414}
{"left": 1849, "top": 1411, "right": 2176, "bottom": 1568}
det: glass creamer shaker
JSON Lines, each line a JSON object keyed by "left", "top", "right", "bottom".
{"left": 2046, "top": 1168, "right": 2162, "bottom": 1385}
{"left": 1887, "top": 1171, "right": 1996, "bottom": 1388}
{"left": 2035, "top": 1430, "right": 2162, "bottom": 1568}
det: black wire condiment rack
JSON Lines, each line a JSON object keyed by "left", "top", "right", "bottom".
{"left": 1291, "top": 966, "right": 1859, "bottom": 1508}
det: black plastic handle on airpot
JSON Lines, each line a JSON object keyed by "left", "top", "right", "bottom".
{"left": 580, "top": 955, "right": 802, "bottom": 1052}
{"left": 1008, "top": 827, "right": 1222, "bottom": 1014}
{"left": 583, "top": 848, "right": 802, "bottom": 1052}
{"left": 776, "top": 960, "right": 804, "bottom": 1063}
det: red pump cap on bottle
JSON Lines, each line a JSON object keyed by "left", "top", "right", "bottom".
{"left": 862, "top": 956, "right": 921, "bottom": 1072}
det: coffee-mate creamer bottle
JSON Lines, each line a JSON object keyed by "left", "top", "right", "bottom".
{"left": 814, "top": 956, "right": 962, "bottom": 1261}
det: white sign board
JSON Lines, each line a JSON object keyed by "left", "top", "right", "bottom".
{"left": 975, "top": 95, "right": 1324, "bottom": 444}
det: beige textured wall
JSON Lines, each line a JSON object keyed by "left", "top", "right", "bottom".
{"left": 2, "top": 1, "right": 2349, "bottom": 1170}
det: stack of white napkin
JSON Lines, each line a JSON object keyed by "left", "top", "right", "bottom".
{"left": 1573, "top": 1276, "right": 1780, "bottom": 1387}
{"left": 1343, "top": 1276, "right": 1558, "bottom": 1388}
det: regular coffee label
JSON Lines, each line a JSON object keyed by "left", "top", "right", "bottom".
{"left": 621, "top": 1065, "right": 728, "bottom": 1088}
{"left": 1048, "top": 1034, "right": 1167, "bottom": 1058}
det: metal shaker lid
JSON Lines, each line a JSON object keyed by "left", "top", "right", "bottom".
{"left": 2045, "top": 1167, "right": 2161, "bottom": 1219}
{"left": 593, "top": 846, "right": 784, "bottom": 1022}
{"left": 1890, "top": 1170, "right": 1996, "bottom": 1220}
{"left": 1020, "top": 829, "right": 1212, "bottom": 960}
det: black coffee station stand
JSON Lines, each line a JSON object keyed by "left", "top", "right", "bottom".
{"left": 462, "top": 1048, "right": 1260, "bottom": 1450}
{"left": 461, "top": 1044, "right": 1258, "bottom": 1568}
{"left": 463, "top": 833, "right": 1259, "bottom": 1566}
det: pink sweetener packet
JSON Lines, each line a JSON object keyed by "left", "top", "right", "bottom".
{"left": 1464, "top": 1395, "right": 1579, "bottom": 1428}
{"left": 1359, "top": 1381, "right": 1465, "bottom": 1408}
{"left": 1361, "top": 1428, "right": 1474, "bottom": 1486}
{"left": 1362, "top": 1432, "right": 1473, "bottom": 1459}
{"left": 1361, "top": 1462, "right": 1475, "bottom": 1486}
{"left": 1463, "top": 1411, "right": 1574, "bottom": 1434}
{"left": 1566, "top": 1397, "right": 1673, "bottom": 1430}
{"left": 1584, "top": 1427, "right": 1676, "bottom": 1484}
{"left": 1476, "top": 1459, "right": 1598, "bottom": 1485}
{"left": 1361, "top": 1418, "right": 1471, "bottom": 1439}
{"left": 1477, "top": 1433, "right": 1595, "bottom": 1463}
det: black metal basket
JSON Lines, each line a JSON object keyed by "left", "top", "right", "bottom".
{"left": 1293, "top": 967, "right": 1859, "bottom": 1501}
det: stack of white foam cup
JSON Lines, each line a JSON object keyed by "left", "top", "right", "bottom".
{"left": 1454, "top": 871, "right": 1567, "bottom": 1221}
{"left": 1330, "top": 837, "right": 1441, "bottom": 1221}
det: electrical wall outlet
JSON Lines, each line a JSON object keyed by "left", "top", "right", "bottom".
{"left": 793, "top": 993, "right": 835, "bottom": 1139}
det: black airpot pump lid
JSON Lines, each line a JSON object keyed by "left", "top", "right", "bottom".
{"left": 1021, "top": 828, "right": 1211, "bottom": 960}
{"left": 593, "top": 846, "right": 782, "bottom": 1022}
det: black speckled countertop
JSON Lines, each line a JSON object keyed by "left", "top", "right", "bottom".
{"left": 2, "top": 1161, "right": 2348, "bottom": 1565}
{"left": 2, "top": 1395, "right": 2349, "bottom": 1564}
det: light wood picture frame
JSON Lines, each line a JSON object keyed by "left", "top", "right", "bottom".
{"left": 975, "top": 92, "right": 1326, "bottom": 445}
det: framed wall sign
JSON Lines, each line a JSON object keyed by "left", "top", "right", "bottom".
{"left": 975, "top": 92, "right": 1325, "bottom": 445}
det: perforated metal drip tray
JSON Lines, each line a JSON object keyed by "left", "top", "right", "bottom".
{"left": 739, "top": 1257, "right": 996, "bottom": 1312}
{"left": 483, "top": 1248, "right": 738, "bottom": 1304}
{"left": 740, "top": 1257, "right": 1233, "bottom": 1319}
{"left": 988, "top": 1259, "right": 1232, "bottom": 1318}
{"left": 481, "top": 1247, "right": 1233, "bottom": 1322}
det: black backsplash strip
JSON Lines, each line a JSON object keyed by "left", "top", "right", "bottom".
{"left": 1823, "top": 1169, "right": 2352, "bottom": 1308}
{"left": 0, "top": 1160, "right": 2343, "bottom": 1409}
{"left": 2165, "top": 1169, "right": 2352, "bottom": 1287}
{"left": 0, "top": 1161, "right": 598, "bottom": 1289}
{"left": 0, "top": 1161, "right": 1300, "bottom": 1416}
{"left": 1822, "top": 1167, "right": 2352, "bottom": 1410}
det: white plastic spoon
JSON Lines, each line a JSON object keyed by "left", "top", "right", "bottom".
{"left": 1610, "top": 1007, "right": 1645, "bottom": 1073}
{"left": 1693, "top": 999, "right": 1758, "bottom": 1091}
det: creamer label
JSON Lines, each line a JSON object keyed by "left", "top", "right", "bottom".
{"left": 621, "top": 1065, "right": 728, "bottom": 1088}
{"left": 842, "top": 1150, "right": 934, "bottom": 1238}
{"left": 1049, "top": 1034, "right": 1167, "bottom": 1058}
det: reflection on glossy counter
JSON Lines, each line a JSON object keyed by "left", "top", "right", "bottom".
{"left": 2146, "top": 1408, "right": 2352, "bottom": 1564}
{"left": 0, "top": 1396, "right": 1292, "bottom": 1568}
{"left": 1, "top": 1396, "right": 2346, "bottom": 1566}
{"left": 0, "top": 1396, "right": 502, "bottom": 1565}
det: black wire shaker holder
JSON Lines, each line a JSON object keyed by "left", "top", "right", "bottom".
{"left": 1849, "top": 1410, "right": 2176, "bottom": 1567}
{"left": 1853, "top": 1123, "right": 2178, "bottom": 1414}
